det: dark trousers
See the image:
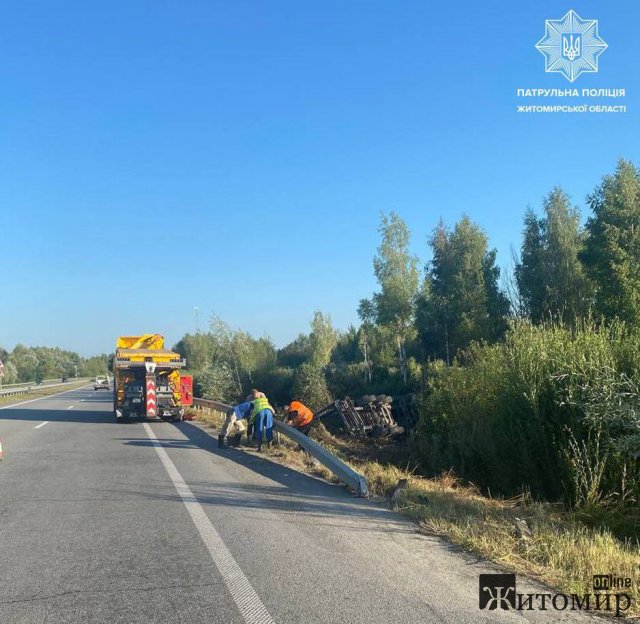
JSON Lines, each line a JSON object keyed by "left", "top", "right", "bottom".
{"left": 296, "top": 422, "right": 313, "bottom": 436}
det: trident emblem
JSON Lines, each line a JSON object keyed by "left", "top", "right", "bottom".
{"left": 562, "top": 34, "right": 581, "bottom": 61}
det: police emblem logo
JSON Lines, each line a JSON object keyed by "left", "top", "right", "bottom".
{"left": 536, "top": 10, "right": 607, "bottom": 82}
{"left": 562, "top": 34, "right": 581, "bottom": 61}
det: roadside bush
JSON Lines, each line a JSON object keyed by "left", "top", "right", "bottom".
{"left": 195, "top": 362, "right": 239, "bottom": 403}
{"left": 413, "top": 320, "right": 640, "bottom": 512}
{"left": 252, "top": 366, "right": 295, "bottom": 407}
{"left": 292, "top": 363, "right": 333, "bottom": 411}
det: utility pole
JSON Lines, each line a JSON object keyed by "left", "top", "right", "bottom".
{"left": 194, "top": 306, "right": 200, "bottom": 334}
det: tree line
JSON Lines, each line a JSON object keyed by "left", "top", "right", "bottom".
{"left": 0, "top": 344, "right": 109, "bottom": 384}
{"left": 178, "top": 159, "right": 640, "bottom": 406}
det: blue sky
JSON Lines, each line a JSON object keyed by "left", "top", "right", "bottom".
{"left": 1, "top": 0, "right": 638, "bottom": 355}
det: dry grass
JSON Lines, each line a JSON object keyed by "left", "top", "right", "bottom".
{"left": 0, "top": 381, "right": 89, "bottom": 406}
{"left": 397, "top": 472, "right": 639, "bottom": 606}
{"left": 192, "top": 407, "right": 226, "bottom": 427}
{"left": 196, "top": 408, "right": 640, "bottom": 615}
{"left": 349, "top": 462, "right": 639, "bottom": 617}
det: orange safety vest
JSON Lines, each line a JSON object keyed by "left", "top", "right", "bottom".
{"left": 288, "top": 400, "right": 314, "bottom": 428}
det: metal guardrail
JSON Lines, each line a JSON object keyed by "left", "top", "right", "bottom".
{"left": 1, "top": 378, "right": 68, "bottom": 391}
{"left": 273, "top": 420, "right": 369, "bottom": 497}
{"left": 0, "top": 378, "right": 91, "bottom": 398}
{"left": 192, "top": 397, "right": 231, "bottom": 414}
{"left": 193, "top": 397, "right": 369, "bottom": 497}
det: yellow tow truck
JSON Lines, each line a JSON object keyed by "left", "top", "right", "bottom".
{"left": 113, "top": 334, "right": 192, "bottom": 422}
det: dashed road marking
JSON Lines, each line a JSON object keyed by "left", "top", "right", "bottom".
{"left": 143, "top": 423, "right": 275, "bottom": 624}
{"left": 67, "top": 406, "right": 74, "bottom": 410}
{"left": 34, "top": 421, "right": 49, "bottom": 429}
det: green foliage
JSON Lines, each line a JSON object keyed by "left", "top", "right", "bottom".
{"left": 516, "top": 188, "right": 592, "bottom": 323}
{"left": 277, "top": 334, "right": 311, "bottom": 368}
{"left": 80, "top": 355, "right": 110, "bottom": 377}
{"left": 252, "top": 366, "right": 295, "bottom": 407}
{"left": 418, "top": 217, "right": 509, "bottom": 363}
{"left": 174, "top": 318, "right": 278, "bottom": 399}
{"left": 515, "top": 209, "right": 546, "bottom": 319}
{"left": 174, "top": 333, "right": 216, "bottom": 371}
{"left": 371, "top": 212, "right": 419, "bottom": 329}
{"left": 292, "top": 363, "right": 333, "bottom": 411}
{"left": 308, "top": 311, "right": 338, "bottom": 368}
{"left": 366, "top": 212, "right": 419, "bottom": 382}
{"left": 0, "top": 344, "right": 106, "bottom": 383}
{"left": 413, "top": 320, "right": 640, "bottom": 509}
{"left": 196, "top": 362, "right": 238, "bottom": 403}
{"left": 1, "top": 360, "right": 18, "bottom": 384}
{"left": 582, "top": 159, "right": 640, "bottom": 324}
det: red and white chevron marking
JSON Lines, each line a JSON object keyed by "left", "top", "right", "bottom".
{"left": 146, "top": 379, "right": 157, "bottom": 417}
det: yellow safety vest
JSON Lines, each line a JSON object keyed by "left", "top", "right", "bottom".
{"left": 249, "top": 397, "right": 274, "bottom": 422}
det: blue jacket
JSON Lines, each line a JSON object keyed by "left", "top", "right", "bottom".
{"left": 232, "top": 401, "right": 252, "bottom": 420}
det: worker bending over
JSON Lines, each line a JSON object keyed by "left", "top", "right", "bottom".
{"left": 284, "top": 400, "right": 314, "bottom": 435}
{"left": 219, "top": 400, "right": 252, "bottom": 448}
{"left": 248, "top": 392, "right": 275, "bottom": 452}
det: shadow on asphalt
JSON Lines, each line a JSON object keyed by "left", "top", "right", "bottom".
{"left": 98, "top": 479, "right": 415, "bottom": 534}
{"left": 119, "top": 421, "right": 416, "bottom": 533}
{"left": 0, "top": 408, "right": 115, "bottom": 423}
{"left": 0, "top": 390, "right": 114, "bottom": 423}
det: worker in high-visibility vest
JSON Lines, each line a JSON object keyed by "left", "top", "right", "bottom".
{"left": 247, "top": 392, "right": 275, "bottom": 452}
{"left": 284, "top": 400, "right": 314, "bottom": 436}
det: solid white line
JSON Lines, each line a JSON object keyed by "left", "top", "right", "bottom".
{"left": 0, "top": 385, "right": 91, "bottom": 411}
{"left": 143, "top": 423, "right": 275, "bottom": 624}
{"left": 67, "top": 405, "right": 74, "bottom": 410}
{"left": 34, "top": 421, "right": 49, "bottom": 429}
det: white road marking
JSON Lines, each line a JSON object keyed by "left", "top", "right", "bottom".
{"left": 143, "top": 423, "right": 275, "bottom": 624}
{"left": 67, "top": 405, "right": 74, "bottom": 410}
{"left": 34, "top": 421, "right": 49, "bottom": 429}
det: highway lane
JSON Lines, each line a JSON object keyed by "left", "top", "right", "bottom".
{"left": 0, "top": 388, "right": 594, "bottom": 623}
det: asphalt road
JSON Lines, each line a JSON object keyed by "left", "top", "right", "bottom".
{"left": 0, "top": 387, "right": 595, "bottom": 623}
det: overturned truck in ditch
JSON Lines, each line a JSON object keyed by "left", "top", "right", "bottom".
{"left": 315, "top": 394, "right": 416, "bottom": 439}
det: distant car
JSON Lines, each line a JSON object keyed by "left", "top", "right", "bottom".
{"left": 94, "top": 376, "right": 110, "bottom": 391}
